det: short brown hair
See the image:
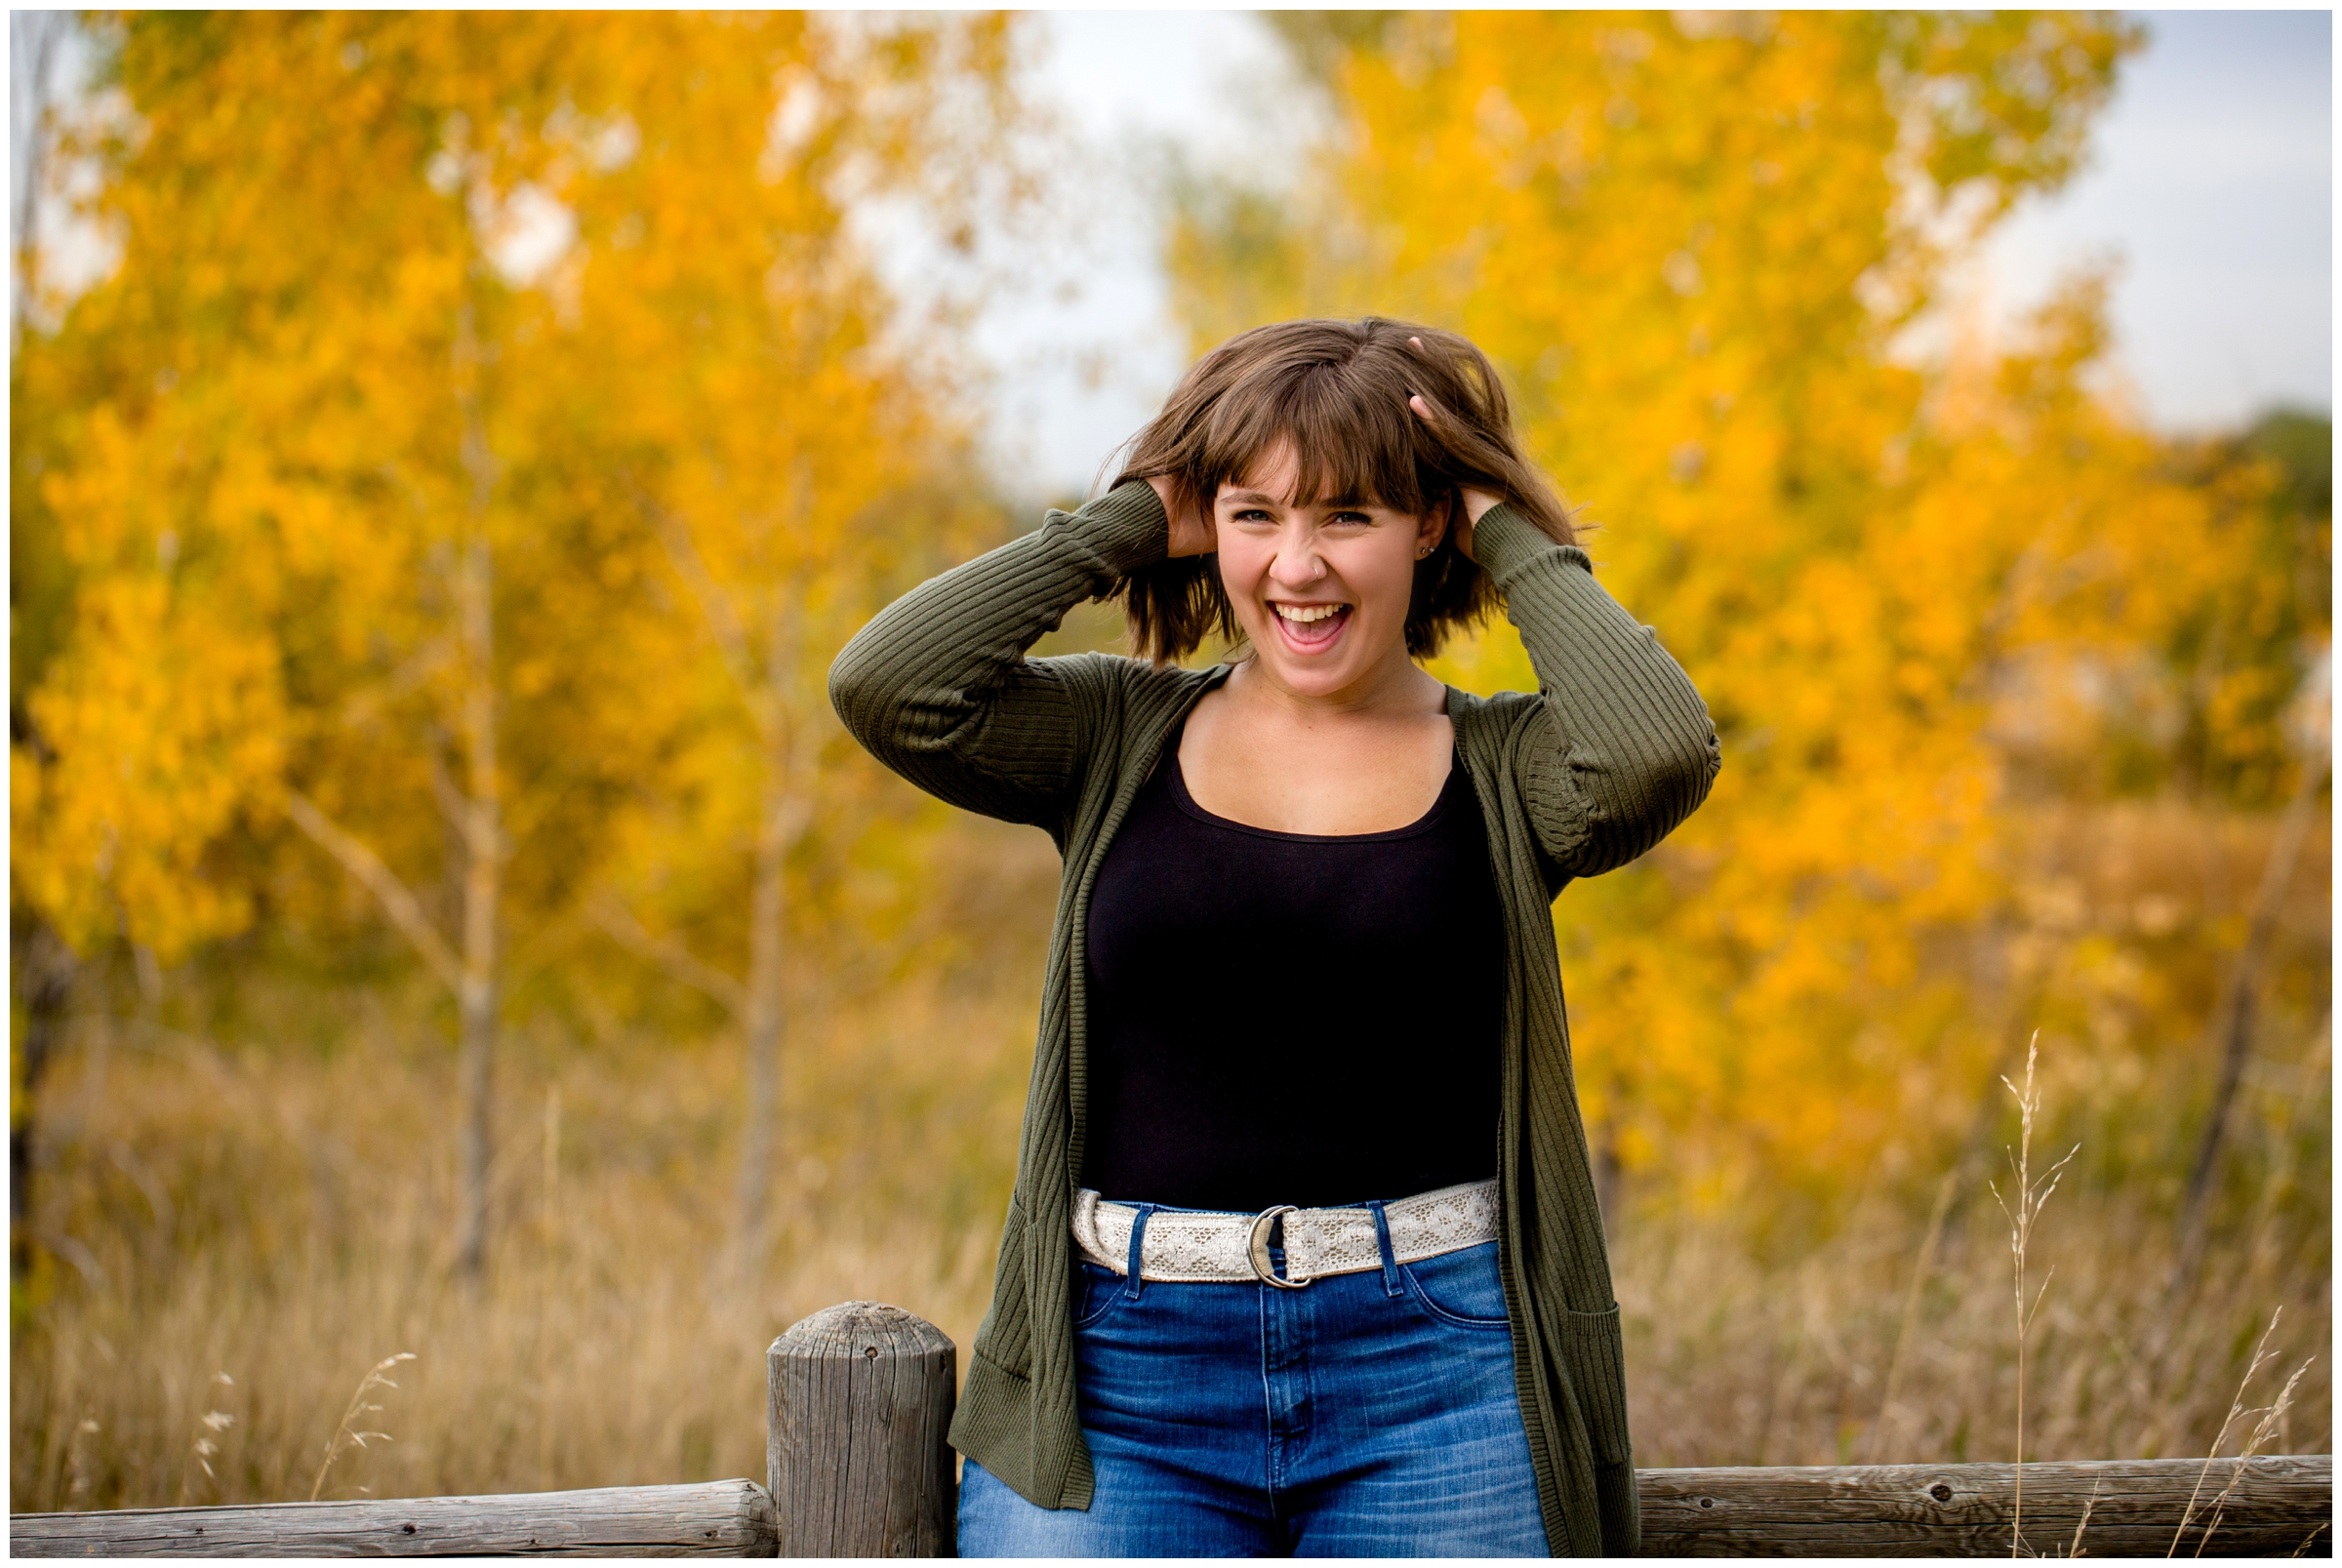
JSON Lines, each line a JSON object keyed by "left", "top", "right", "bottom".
{"left": 1109, "top": 317, "right": 1576, "bottom": 663}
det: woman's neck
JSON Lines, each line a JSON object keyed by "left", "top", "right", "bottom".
{"left": 1182, "top": 647, "right": 1453, "bottom": 835}
{"left": 1221, "top": 644, "right": 1447, "bottom": 724}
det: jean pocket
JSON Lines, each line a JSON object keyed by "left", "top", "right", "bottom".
{"left": 1070, "top": 1262, "right": 1126, "bottom": 1330}
{"left": 1400, "top": 1241, "right": 1512, "bottom": 1330}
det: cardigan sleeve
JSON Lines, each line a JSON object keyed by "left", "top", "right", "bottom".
{"left": 1473, "top": 503, "right": 1719, "bottom": 879}
{"left": 828, "top": 480, "right": 1170, "bottom": 828}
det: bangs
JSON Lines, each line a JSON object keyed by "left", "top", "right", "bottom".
{"left": 1198, "top": 358, "right": 1430, "bottom": 516}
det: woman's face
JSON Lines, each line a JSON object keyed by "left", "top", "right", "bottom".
{"left": 1212, "top": 440, "right": 1446, "bottom": 702}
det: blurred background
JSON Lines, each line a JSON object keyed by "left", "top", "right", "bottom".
{"left": 10, "top": 11, "right": 2328, "bottom": 1510}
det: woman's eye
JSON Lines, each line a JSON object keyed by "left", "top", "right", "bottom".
{"left": 1231, "top": 507, "right": 1273, "bottom": 523}
{"left": 1328, "top": 510, "right": 1374, "bottom": 527}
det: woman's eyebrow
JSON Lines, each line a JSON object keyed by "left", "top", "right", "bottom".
{"left": 1220, "top": 489, "right": 1375, "bottom": 507}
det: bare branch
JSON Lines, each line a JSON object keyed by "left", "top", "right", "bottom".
{"left": 631, "top": 486, "right": 775, "bottom": 744}
{"left": 284, "top": 791, "right": 464, "bottom": 993}
{"left": 428, "top": 747, "right": 473, "bottom": 842}
{"left": 586, "top": 891, "right": 747, "bottom": 1018}
{"left": 333, "top": 633, "right": 455, "bottom": 737}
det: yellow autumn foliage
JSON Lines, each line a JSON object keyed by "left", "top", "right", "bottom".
{"left": 13, "top": 574, "right": 282, "bottom": 962}
{"left": 12, "top": 12, "right": 1013, "bottom": 998}
{"left": 1169, "top": 12, "right": 2329, "bottom": 1212}
{"left": 10, "top": 12, "right": 1030, "bottom": 1284}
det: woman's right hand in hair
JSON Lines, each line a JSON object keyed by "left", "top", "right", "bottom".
{"left": 1405, "top": 382, "right": 1502, "bottom": 559}
{"left": 1146, "top": 473, "right": 1216, "bottom": 558}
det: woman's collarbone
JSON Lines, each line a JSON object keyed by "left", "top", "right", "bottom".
{"left": 1179, "top": 716, "right": 1453, "bottom": 836}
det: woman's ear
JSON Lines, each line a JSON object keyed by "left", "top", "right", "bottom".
{"left": 1416, "top": 495, "right": 1453, "bottom": 559}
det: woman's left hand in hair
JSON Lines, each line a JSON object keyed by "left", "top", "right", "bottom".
{"left": 1405, "top": 390, "right": 1503, "bottom": 561}
{"left": 1144, "top": 473, "right": 1217, "bottom": 558}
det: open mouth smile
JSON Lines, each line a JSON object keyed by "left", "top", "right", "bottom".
{"left": 1270, "top": 600, "right": 1353, "bottom": 649}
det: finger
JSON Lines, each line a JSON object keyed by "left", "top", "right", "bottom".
{"left": 1409, "top": 393, "right": 1433, "bottom": 422}
{"left": 1409, "top": 335, "right": 1426, "bottom": 352}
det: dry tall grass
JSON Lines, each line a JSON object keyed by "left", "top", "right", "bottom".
{"left": 1616, "top": 1100, "right": 2330, "bottom": 1472}
{"left": 12, "top": 982, "right": 1027, "bottom": 1510}
{"left": 11, "top": 813, "right": 2330, "bottom": 1511}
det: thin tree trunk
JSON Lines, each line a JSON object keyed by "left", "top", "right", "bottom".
{"left": 453, "top": 532, "right": 501, "bottom": 1279}
{"left": 2172, "top": 751, "right": 2327, "bottom": 1288}
{"left": 736, "top": 768, "right": 787, "bottom": 1251}
{"left": 453, "top": 298, "right": 502, "bottom": 1281}
{"left": 633, "top": 492, "right": 814, "bottom": 1264}
{"left": 10, "top": 915, "right": 74, "bottom": 1278}
{"left": 737, "top": 592, "right": 811, "bottom": 1257}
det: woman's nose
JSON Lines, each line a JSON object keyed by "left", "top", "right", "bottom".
{"left": 1269, "top": 529, "right": 1326, "bottom": 586}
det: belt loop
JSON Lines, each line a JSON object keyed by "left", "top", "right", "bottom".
{"left": 1123, "top": 1204, "right": 1153, "bottom": 1302}
{"left": 1368, "top": 1200, "right": 1403, "bottom": 1298}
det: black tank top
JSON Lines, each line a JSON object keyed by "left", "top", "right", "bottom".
{"left": 1080, "top": 735, "right": 1505, "bottom": 1212}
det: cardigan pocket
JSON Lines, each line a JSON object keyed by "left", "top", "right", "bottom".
{"left": 971, "top": 1198, "right": 1035, "bottom": 1379}
{"left": 1560, "top": 1304, "right": 1632, "bottom": 1467}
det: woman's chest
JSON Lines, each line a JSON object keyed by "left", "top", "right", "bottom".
{"left": 1174, "top": 701, "right": 1456, "bottom": 837}
{"left": 1085, "top": 754, "right": 1504, "bottom": 991}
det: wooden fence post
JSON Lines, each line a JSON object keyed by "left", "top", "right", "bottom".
{"left": 767, "top": 1301, "right": 957, "bottom": 1557}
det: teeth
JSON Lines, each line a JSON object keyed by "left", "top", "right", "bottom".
{"left": 1274, "top": 603, "right": 1347, "bottom": 623}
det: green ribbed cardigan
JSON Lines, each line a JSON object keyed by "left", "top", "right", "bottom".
{"left": 828, "top": 481, "right": 1718, "bottom": 1556}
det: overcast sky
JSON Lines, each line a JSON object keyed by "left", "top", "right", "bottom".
{"left": 1983, "top": 11, "right": 2331, "bottom": 430}
{"left": 983, "top": 10, "right": 2334, "bottom": 497}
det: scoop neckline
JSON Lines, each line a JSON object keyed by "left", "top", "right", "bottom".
{"left": 1164, "top": 748, "right": 1460, "bottom": 844}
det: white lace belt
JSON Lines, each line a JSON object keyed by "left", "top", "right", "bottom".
{"left": 1070, "top": 1180, "right": 1499, "bottom": 1288}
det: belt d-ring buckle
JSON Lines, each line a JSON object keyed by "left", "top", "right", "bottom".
{"left": 1248, "top": 1205, "right": 1309, "bottom": 1289}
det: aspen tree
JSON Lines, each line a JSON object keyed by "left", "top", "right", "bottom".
{"left": 12, "top": 13, "right": 1020, "bottom": 1273}
{"left": 536, "top": 13, "right": 1019, "bottom": 1256}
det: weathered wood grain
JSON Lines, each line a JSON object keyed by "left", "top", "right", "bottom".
{"left": 1638, "top": 1454, "right": 2332, "bottom": 1557}
{"left": 9, "top": 1478, "right": 778, "bottom": 1558}
{"left": 767, "top": 1300, "right": 956, "bottom": 1558}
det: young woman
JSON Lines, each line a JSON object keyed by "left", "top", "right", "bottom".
{"left": 829, "top": 318, "right": 1717, "bottom": 1556}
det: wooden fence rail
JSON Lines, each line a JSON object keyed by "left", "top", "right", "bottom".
{"left": 13, "top": 1301, "right": 2331, "bottom": 1557}
{"left": 1638, "top": 1457, "right": 2329, "bottom": 1557}
{"left": 7, "top": 1482, "right": 776, "bottom": 1558}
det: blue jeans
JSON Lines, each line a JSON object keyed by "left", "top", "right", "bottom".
{"left": 958, "top": 1216, "right": 1548, "bottom": 1558}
